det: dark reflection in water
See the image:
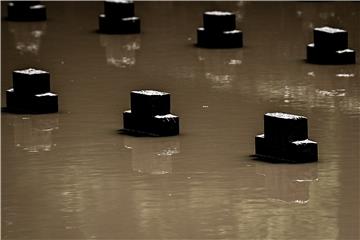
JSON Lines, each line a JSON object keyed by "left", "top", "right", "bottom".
{"left": 7, "top": 21, "right": 47, "bottom": 55}
{"left": 7, "top": 113, "right": 59, "bottom": 152}
{"left": 124, "top": 136, "right": 180, "bottom": 175}
{"left": 99, "top": 34, "right": 141, "bottom": 68}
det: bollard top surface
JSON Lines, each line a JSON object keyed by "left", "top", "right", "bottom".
{"left": 14, "top": 68, "right": 48, "bottom": 75}
{"left": 35, "top": 92, "right": 57, "bottom": 97}
{"left": 122, "top": 16, "right": 139, "bottom": 21}
{"left": 105, "top": 0, "right": 133, "bottom": 3}
{"left": 292, "top": 139, "right": 317, "bottom": 145}
{"left": 204, "top": 11, "right": 234, "bottom": 16}
{"left": 29, "top": 5, "right": 45, "bottom": 9}
{"left": 132, "top": 90, "right": 169, "bottom": 96}
{"left": 265, "top": 112, "right": 306, "bottom": 120}
{"left": 315, "top": 26, "right": 346, "bottom": 34}
{"left": 223, "top": 30, "right": 242, "bottom": 34}
{"left": 154, "top": 114, "right": 177, "bottom": 119}
{"left": 336, "top": 49, "right": 354, "bottom": 53}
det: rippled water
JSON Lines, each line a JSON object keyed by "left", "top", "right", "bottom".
{"left": 1, "top": 2, "right": 359, "bottom": 239}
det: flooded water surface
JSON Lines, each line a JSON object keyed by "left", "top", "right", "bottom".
{"left": 1, "top": 2, "right": 359, "bottom": 239}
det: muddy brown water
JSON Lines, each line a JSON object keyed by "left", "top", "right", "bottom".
{"left": 1, "top": 2, "right": 359, "bottom": 239}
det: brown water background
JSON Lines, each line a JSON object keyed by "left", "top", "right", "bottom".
{"left": 1, "top": 2, "right": 359, "bottom": 239}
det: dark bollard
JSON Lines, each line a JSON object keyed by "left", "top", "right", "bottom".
{"left": 7, "top": 1, "right": 47, "bottom": 21}
{"left": 104, "top": 0, "right": 134, "bottom": 18}
{"left": 264, "top": 113, "right": 308, "bottom": 144}
{"left": 197, "top": 11, "right": 243, "bottom": 48}
{"left": 255, "top": 113, "right": 318, "bottom": 163}
{"left": 130, "top": 90, "right": 170, "bottom": 116}
{"left": 203, "top": 11, "right": 236, "bottom": 32}
{"left": 313, "top": 26, "right": 348, "bottom": 51}
{"left": 5, "top": 68, "right": 58, "bottom": 114}
{"left": 13, "top": 68, "right": 50, "bottom": 95}
{"left": 98, "top": 0, "right": 140, "bottom": 34}
{"left": 306, "top": 26, "right": 356, "bottom": 64}
{"left": 122, "top": 90, "right": 179, "bottom": 136}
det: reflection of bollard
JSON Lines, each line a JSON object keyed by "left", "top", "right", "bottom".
{"left": 124, "top": 137, "right": 180, "bottom": 175}
{"left": 122, "top": 90, "right": 179, "bottom": 136}
{"left": 197, "top": 11, "right": 243, "bottom": 48}
{"left": 98, "top": 0, "right": 140, "bottom": 34}
{"left": 99, "top": 34, "right": 140, "bottom": 67}
{"left": 256, "top": 163, "right": 318, "bottom": 203}
{"left": 5, "top": 68, "right": 58, "bottom": 114}
{"left": 197, "top": 48, "right": 242, "bottom": 90}
{"left": 8, "top": 21, "right": 47, "bottom": 55}
{"left": 255, "top": 113, "right": 318, "bottom": 163}
{"left": 11, "top": 114, "right": 59, "bottom": 152}
{"left": 306, "top": 26, "right": 356, "bottom": 64}
{"left": 7, "top": 1, "right": 47, "bottom": 21}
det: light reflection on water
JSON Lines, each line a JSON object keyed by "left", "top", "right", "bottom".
{"left": 255, "top": 162, "right": 318, "bottom": 204}
{"left": 7, "top": 21, "right": 47, "bottom": 55}
{"left": 123, "top": 136, "right": 180, "bottom": 175}
{"left": 197, "top": 48, "right": 243, "bottom": 90}
{"left": 1, "top": 1, "right": 359, "bottom": 240}
{"left": 8, "top": 114, "right": 59, "bottom": 152}
{"left": 99, "top": 34, "right": 141, "bottom": 68}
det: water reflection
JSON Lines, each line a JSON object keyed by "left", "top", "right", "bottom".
{"left": 99, "top": 34, "right": 141, "bottom": 68}
{"left": 9, "top": 114, "right": 59, "bottom": 152}
{"left": 197, "top": 48, "right": 243, "bottom": 90}
{"left": 7, "top": 21, "right": 47, "bottom": 55}
{"left": 123, "top": 136, "right": 180, "bottom": 175}
{"left": 255, "top": 162, "right": 318, "bottom": 204}
{"left": 232, "top": 64, "right": 359, "bottom": 114}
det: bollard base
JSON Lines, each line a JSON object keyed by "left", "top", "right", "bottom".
{"left": 255, "top": 134, "right": 318, "bottom": 163}
{"left": 307, "top": 43, "right": 356, "bottom": 65}
{"left": 122, "top": 110, "right": 179, "bottom": 137}
{"left": 6, "top": 89, "right": 58, "bottom": 114}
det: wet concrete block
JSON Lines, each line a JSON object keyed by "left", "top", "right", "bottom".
{"left": 152, "top": 114, "right": 180, "bottom": 136}
{"left": 13, "top": 68, "right": 50, "bottom": 95}
{"left": 255, "top": 112, "right": 318, "bottom": 163}
{"left": 104, "top": 0, "right": 135, "bottom": 19}
{"left": 6, "top": 89, "right": 19, "bottom": 111}
{"left": 99, "top": 14, "right": 140, "bottom": 34}
{"left": 6, "top": 89, "right": 58, "bottom": 114}
{"left": 122, "top": 90, "right": 179, "bottom": 137}
{"left": 5, "top": 68, "right": 58, "bottom": 114}
{"left": 9, "top": 1, "right": 41, "bottom": 7}
{"left": 99, "top": 0, "right": 140, "bottom": 34}
{"left": 123, "top": 110, "right": 139, "bottom": 132}
{"left": 255, "top": 134, "right": 266, "bottom": 156}
{"left": 255, "top": 133, "right": 283, "bottom": 160}
{"left": 7, "top": 2, "right": 47, "bottom": 21}
{"left": 196, "top": 10, "right": 242, "bottom": 49}
{"left": 313, "top": 26, "right": 348, "bottom": 51}
{"left": 288, "top": 139, "right": 318, "bottom": 163}
{"left": 197, "top": 27, "right": 243, "bottom": 48}
{"left": 335, "top": 49, "right": 356, "bottom": 64}
{"left": 264, "top": 112, "right": 308, "bottom": 144}
{"left": 203, "top": 11, "right": 236, "bottom": 32}
{"left": 130, "top": 90, "right": 170, "bottom": 117}
{"left": 33, "top": 93, "right": 58, "bottom": 114}
{"left": 255, "top": 136, "right": 318, "bottom": 163}
{"left": 307, "top": 43, "right": 356, "bottom": 65}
